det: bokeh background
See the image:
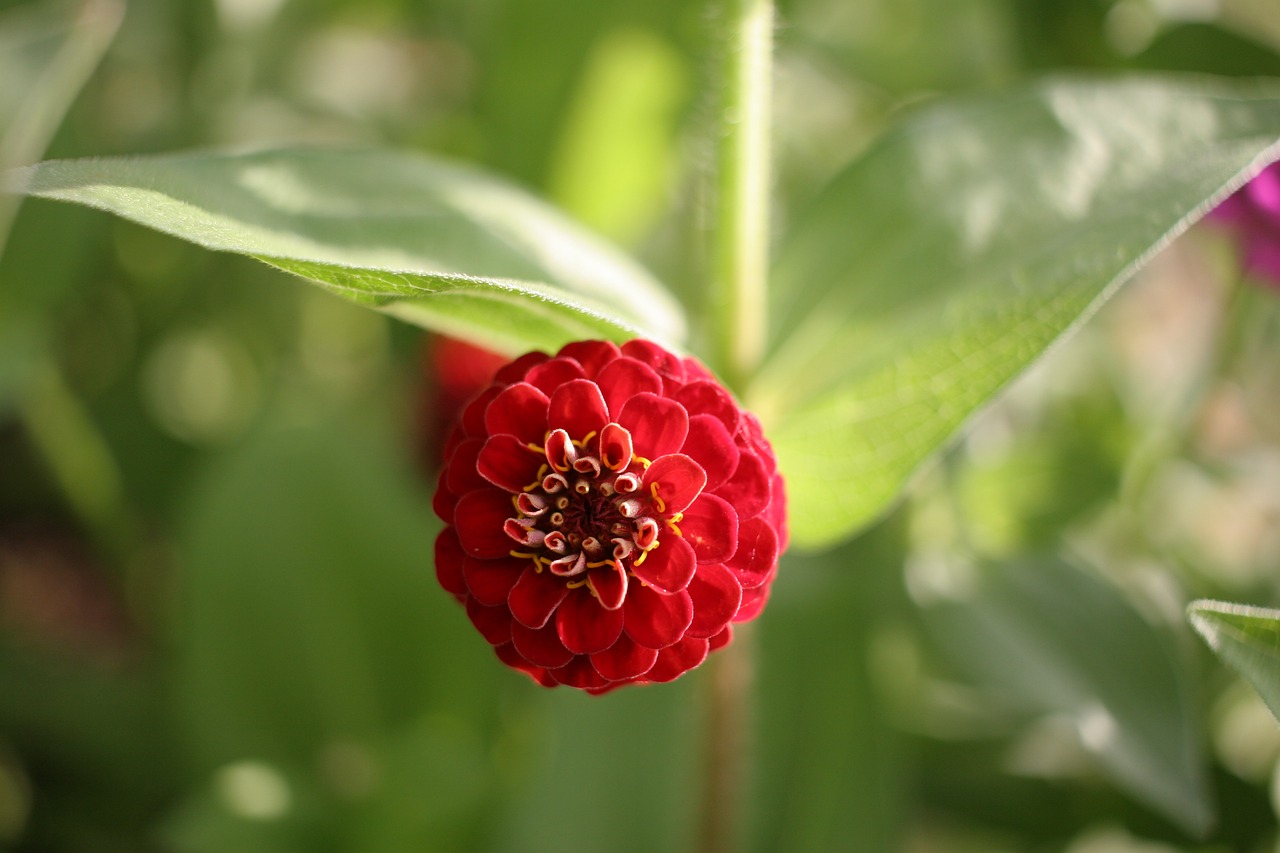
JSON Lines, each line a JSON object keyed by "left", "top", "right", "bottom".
{"left": 2, "top": 0, "right": 1280, "bottom": 850}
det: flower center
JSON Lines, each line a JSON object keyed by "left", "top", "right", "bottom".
{"left": 504, "top": 423, "right": 677, "bottom": 606}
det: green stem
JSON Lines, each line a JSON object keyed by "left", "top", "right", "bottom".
{"left": 701, "top": 2, "right": 773, "bottom": 850}
{"left": 712, "top": 0, "right": 773, "bottom": 392}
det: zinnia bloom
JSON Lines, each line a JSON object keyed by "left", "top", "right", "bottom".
{"left": 432, "top": 339, "right": 786, "bottom": 693}
{"left": 1211, "top": 160, "right": 1280, "bottom": 287}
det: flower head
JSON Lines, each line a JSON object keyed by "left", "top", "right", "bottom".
{"left": 432, "top": 339, "right": 786, "bottom": 693}
{"left": 1210, "top": 161, "right": 1280, "bottom": 287}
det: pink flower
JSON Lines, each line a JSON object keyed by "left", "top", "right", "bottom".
{"left": 432, "top": 339, "right": 787, "bottom": 693}
{"left": 1211, "top": 161, "right": 1280, "bottom": 287}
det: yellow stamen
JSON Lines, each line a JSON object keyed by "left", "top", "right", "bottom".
{"left": 650, "top": 482, "right": 667, "bottom": 514}
{"left": 633, "top": 455, "right": 652, "bottom": 469}
{"left": 566, "top": 577, "right": 589, "bottom": 589}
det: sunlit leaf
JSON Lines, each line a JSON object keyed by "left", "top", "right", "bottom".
{"left": 755, "top": 75, "right": 1280, "bottom": 548}
{"left": 1188, "top": 599, "right": 1280, "bottom": 725}
{"left": 2, "top": 147, "right": 687, "bottom": 355}
{"left": 0, "top": 0, "right": 122, "bottom": 250}
{"left": 922, "top": 556, "right": 1211, "bottom": 835}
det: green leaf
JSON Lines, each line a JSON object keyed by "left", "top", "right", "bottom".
{"left": 923, "top": 556, "right": 1212, "bottom": 835}
{"left": 3, "top": 147, "right": 686, "bottom": 354}
{"left": 1188, "top": 599, "right": 1280, "bottom": 725}
{"left": 0, "top": 0, "right": 122, "bottom": 251}
{"left": 755, "top": 75, "right": 1280, "bottom": 548}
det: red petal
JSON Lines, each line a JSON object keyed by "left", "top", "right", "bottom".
{"left": 494, "top": 350, "right": 549, "bottom": 384}
{"left": 466, "top": 597, "right": 512, "bottom": 645}
{"left": 587, "top": 559, "right": 628, "bottom": 610}
{"left": 685, "top": 562, "right": 743, "bottom": 638}
{"left": 434, "top": 528, "right": 468, "bottom": 598}
{"left": 445, "top": 438, "right": 489, "bottom": 495}
{"left": 617, "top": 393, "right": 688, "bottom": 459}
{"left": 508, "top": 564, "right": 570, "bottom": 629}
{"left": 726, "top": 516, "right": 779, "bottom": 589}
{"left": 548, "top": 656, "right": 609, "bottom": 690}
{"left": 733, "top": 583, "right": 770, "bottom": 623}
{"left": 673, "top": 380, "right": 741, "bottom": 434}
{"left": 454, "top": 489, "right": 517, "bottom": 559}
{"left": 620, "top": 340, "right": 685, "bottom": 385}
{"left": 766, "top": 472, "right": 789, "bottom": 551}
{"left": 712, "top": 448, "right": 770, "bottom": 520}
{"left": 708, "top": 624, "right": 733, "bottom": 652}
{"left": 432, "top": 469, "right": 456, "bottom": 524}
{"left": 681, "top": 414, "right": 739, "bottom": 491}
{"left": 598, "top": 422, "right": 634, "bottom": 473}
{"left": 477, "top": 434, "right": 544, "bottom": 492}
{"left": 642, "top": 454, "right": 707, "bottom": 515}
{"left": 484, "top": 382, "right": 550, "bottom": 445}
{"left": 556, "top": 589, "right": 625, "bottom": 655}
{"left": 632, "top": 535, "right": 697, "bottom": 593}
{"left": 460, "top": 385, "right": 502, "bottom": 439}
{"left": 557, "top": 340, "right": 620, "bottom": 378}
{"left": 590, "top": 633, "right": 658, "bottom": 681}
{"left": 524, "top": 356, "right": 586, "bottom": 395}
{"left": 494, "top": 642, "right": 556, "bottom": 687}
{"left": 548, "top": 379, "right": 610, "bottom": 438}
{"left": 679, "top": 494, "right": 738, "bottom": 563}
{"left": 511, "top": 619, "right": 575, "bottom": 668}
{"left": 623, "top": 584, "right": 693, "bottom": 649}
{"left": 739, "top": 412, "right": 777, "bottom": 474}
{"left": 595, "top": 357, "right": 663, "bottom": 418}
{"left": 645, "top": 635, "right": 710, "bottom": 682}
{"left": 463, "top": 554, "right": 524, "bottom": 607}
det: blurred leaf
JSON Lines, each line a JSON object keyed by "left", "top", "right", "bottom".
{"left": 755, "top": 75, "right": 1280, "bottom": 548}
{"left": 751, "top": 546, "right": 908, "bottom": 853}
{"left": 1188, "top": 599, "right": 1280, "bottom": 725}
{"left": 0, "top": 0, "right": 122, "bottom": 252}
{"left": 495, "top": 684, "right": 700, "bottom": 853}
{"left": 923, "top": 556, "right": 1212, "bottom": 836}
{"left": 3, "top": 147, "right": 687, "bottom": 355}
{"left": 547, "top": 27, "right": 689, "bottom": 245}
{"left": 172, "top": 411, "right": 500, "bottom": 773}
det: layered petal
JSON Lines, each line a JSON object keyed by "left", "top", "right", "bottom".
{"left": 679, "top": 494, "right": 738, "bottom": 563}
{"left": 549, "top": 378, "right": 610, "bottom": 437}
{"left": 508, "top": 564, "right": 571, "bottom": 629}
{"left": 642, "top": 454, "right": 707, "bottom": 515}
{"left": 623, "top": 584, "right": 693, "bottom": 649}
{"left": 484, "top": 382, "right": 549, "bottom": 444}
{"left": 511, "top": 619, "right": 574, "bottom": 669}
{"left": 590, "top": 633, "right": 658, "bottom": 681}
{"left": 557, "top": 590, "right": 625, "bottom": 655}
{"left": 685, "top": 562, "right": 742, "bottom": 639}
{"left": 618, "top": 393, "right": 689, "bottom": 459}
{"left": 455, "top": 489, "right": 520, "bottom": 559}
{"left": 632, "top": 535, "right": 697, "bottom": 594}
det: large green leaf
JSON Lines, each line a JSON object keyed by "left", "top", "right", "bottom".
{"left": 923, "top": 557, "right": 1211, "bottom": 836}
{"left": 0, "top": 0, "right": 122, "bottom": 252}
{"left": 755, "top": 76, "right": 1280, "bottom": 548}
{"left": 1188, "top": 599, "right": 1280, "bottom": 725}
{"left": 2, "top": 147, "right": 686, "bottom": 354}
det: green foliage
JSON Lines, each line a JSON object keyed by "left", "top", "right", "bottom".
{"left": 1189, "top": 600, "right": 1280, "bottom": 725}
{"left": 5, "top": 148, "right": 686, "bottom": 354}
{"left": 757, "top": 76, "right": 1280, "bottom": 547}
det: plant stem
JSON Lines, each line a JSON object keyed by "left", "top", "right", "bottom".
{"left": 712, "top": 0, "right": 773, "bottom": 392}
{"left": 698, "top": 623, "right": 756, "bottom": 853}
{"left": 701, "top": 1, "right": 773, "bottom": 850}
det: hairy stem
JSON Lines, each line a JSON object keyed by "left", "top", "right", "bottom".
{"left": 711, "top": 0, "right": 773, "bottom": 392}
{"left": 701, "top": 2, "right": 773, "bottom": 849}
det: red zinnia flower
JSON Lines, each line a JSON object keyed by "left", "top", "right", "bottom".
{"left": 432, "top": 339, "right": 786, "bottom": 693}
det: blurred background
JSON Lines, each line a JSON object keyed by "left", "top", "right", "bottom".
{"left": 2, "top": 0, "right": 1280, "bottom": 850}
